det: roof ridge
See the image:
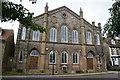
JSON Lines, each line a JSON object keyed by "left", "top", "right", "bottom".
{"left": 33, "top": 6, "right": 80, "bottom": 20}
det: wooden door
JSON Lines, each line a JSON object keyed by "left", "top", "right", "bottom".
{"left": 87, "top": 58, "right": 93, "bottom": 70}
{"left": 29, "top": 56, "right": 38, "bottom": 69}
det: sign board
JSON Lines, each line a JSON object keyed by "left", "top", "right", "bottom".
{"left": 97, "top": 52, "right": 104, "bottom": 56}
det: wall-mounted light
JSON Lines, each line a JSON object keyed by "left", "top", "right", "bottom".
{"left": 46, "top": 48, "right": 49, "bottom": 51}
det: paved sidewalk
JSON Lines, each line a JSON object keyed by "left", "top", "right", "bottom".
{"left": 1, "top": 71, "right": 119, "bottom": 78}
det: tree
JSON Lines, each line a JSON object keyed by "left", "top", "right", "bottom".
{"left": 103, "top": 1, "right": 120, "bottom": 39}
{"left": 1, "top": 1, "right": 45, "bottom": 32}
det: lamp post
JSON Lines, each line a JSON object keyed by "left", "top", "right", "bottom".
{"left": 52, "top": 60, "right": 55, "bottom": 75}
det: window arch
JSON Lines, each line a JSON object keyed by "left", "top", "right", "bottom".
{"left": 96, "top": 34, "right": 100, "bottom": 45}
{"left": 32, "top": 31, "right": 40, "bottom": 41}
{"left": 21, "top": 27, "right": 26, "bottom": 40}
{"left": 62, "top": 52, "right": 68, "bottom": 63}
{"left": 50, "top": 28, "right": 57, "bottom": 42}
{"left": 61, "top": 26, "right": 68, "bottom": 42}
{"left": 73, "top": 53, "right": 78, "bottom": 64}
{"left": 49, "top": 51, "right": 56, "bottom": 63}
{"left": 30, "top": 50, "right": 39, "bottom": 56}
{"left": 19, "top": 50, "right": 23, "bottom": 62}
{"left": 86, "top": 32, "right": 92, "bottom": 44}
{"left": 72, "top": 30, "right": 78, "bottom": 43}
{"left": 87, "top": 52, "right": 94, "bottom": 58}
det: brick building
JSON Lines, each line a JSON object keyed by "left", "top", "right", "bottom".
{"left": 0, "top": 27, "right": 14, "bottom": 72}
{"left": 15, "top": 4, "right": 107, "bottom": 73}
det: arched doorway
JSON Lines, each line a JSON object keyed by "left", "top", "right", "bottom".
{"left": 87, "top": 52, "right": 94, "bottom": 70}
{"left": 29, "top": 50, "right": 39, "bottom": 69}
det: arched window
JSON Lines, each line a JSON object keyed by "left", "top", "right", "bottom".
{"left": 73, "top": 53, "right": 78, "bottom": 64}
{"left": 32, "top": 31, "right": 39, "bottom": 41}
{"left": 86, "top": 32, "right": 92, "bottom": 44}
{"left": 49, "top": 51, "right": 56, "bottom": 63}
{"left": 61, "top": 26, "right": 68, "bottom": 42}
{"left": 19, "top": 50, "right": 23, "bottom": 62}
{"left": 21, "top": 27, "right": 26, "bottom": 40}
{"left": 87, "top": 52, "right": 93, "bottom": 58}
{"left": 62, "top": 52, "right": 68, "bottom": 63}
{"left": 72, "top": 30, "right": 78, "bottom": 43}
{"left": 96, "top": 34, "right": 100, "bottom": 45}
{"left": 30, "top": 50, "right": 39, "bottom": 56}
{"left": 50, "top": 28, "right": 57, "bottom": 42}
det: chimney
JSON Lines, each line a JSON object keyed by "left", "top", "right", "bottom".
{"left": 98, "top": 23, "right": 101, "bottom": 27}
{"left": 92, "top": 21, "right": 95, "bottom": 26}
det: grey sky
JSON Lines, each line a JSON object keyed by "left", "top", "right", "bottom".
{"left": 0, "top": 0, "right": 113, "bottom": 43}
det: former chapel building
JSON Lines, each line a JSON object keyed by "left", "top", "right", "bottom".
{"left": 15, "top": 4, "right": 107, "bottom": 72}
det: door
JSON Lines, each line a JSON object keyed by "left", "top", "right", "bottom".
{"left": 29, "top": 50, "right": 39, "bottom": 69}
{"left": 87, "top": 58, "right": 93, "bottom": 69}
{"left": 29, "top": 56, "right": 38, "bottom": 69}
{"left": 87, "top": 52, "right": 94, "bottom": 70}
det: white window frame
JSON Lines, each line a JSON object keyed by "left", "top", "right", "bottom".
{"left": 50, "top": 28, "right": 57, "bottom": 42}
{"left": 49, "top": 50, "right": 56, "bottom": 63}
{"left": 61, "top": 26, "right": 68, "bottom": 43}
{"left": 30, "top": 50, "right": 39, "bottom": 56}
{"left": 86, "top": 32, "right": 92, "bottom": 44}
{"left": 111, "top": 39, "right": 115, "bottom": 44}
{"left": 87, "top": 52, "right": 94, "bottom": 58}
{"left": 61, "top": 52, "right": 68, "bottom": 64}
{"left": 32, "top": 30, "right": 39, "bottom": 41}
{"left": 21, "top": 27, "right": 26, "bottom": 40}
{"left": 96, "top": 34, "right": 100, "bottom": 45}
{"left": 112, "top": 48, "right": 117, "bottom": 55}
{"left": 19, "top": 50, "right": 23, "bottom": 62}
{"left": 73, "top": 52, "right": 79, "bottom": 64}
{"left": 72, "top": 30, "right": 78, "bottom": 43}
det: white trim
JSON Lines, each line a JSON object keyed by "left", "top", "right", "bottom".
{"left": 21, "top": 27, "right": 26, "bottom": 40}
{"left": 50, "top": 28, "right": 57, "bottom": 42}
{"left": 32, "top": 30, "right": 39, "bottom": 41}
{"left": 61, "top": 26, "right": 68, "bottom": 43}
{"left": 49, "top": 50, "right": 56, "bottom": 64}
{"left": 61, "top": 51, "right": 68, "bottom": 64}
{"left": 72, "top": 30, "right": 78, "bottom": 43}
{"left": 19, "top": 50, "right": 23, "bottom": 63}
{"left": 96, "top": 34, "right": 100, "bottom": 45}
{"left": 72, "top": 52, "right": 79, "bottom": 64}
{"left": 30, "top": 50, "right": 39, "bottom": 56}
{"left": 86, "top": 32, "right": 92, "bottom": 44}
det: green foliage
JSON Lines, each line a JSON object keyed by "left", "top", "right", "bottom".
{"left": 109, "top": 66, "right": 120, "bottom": 71}
{"left": 39, "top": 70, "right": 44, "bottom": 73}
{"left": 1, "top": 1, "right": 45, "bottom": 32}
{"left": 62, "top": 70, "right": 68, "bottom": 73}
{"left": 103, "top": 1, "right": 120, "bottom": 38}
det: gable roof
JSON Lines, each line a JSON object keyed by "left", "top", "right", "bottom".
{"left": 33, "top": 6, "right": 97, "bottom": 28}
{"left": 33, "top": 6, "right": 80, "bottom": 20}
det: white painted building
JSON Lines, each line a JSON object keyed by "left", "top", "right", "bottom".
{"left": 107, "top": 39, "right": 120, "bottom": 67}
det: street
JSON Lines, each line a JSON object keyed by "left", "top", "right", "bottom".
{"left": 1, "top": 72, "right": 120, "bottom": 80}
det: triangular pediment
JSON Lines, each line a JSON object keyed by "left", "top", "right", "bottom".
{"left": 33, "top": 6, "right": 80, "bottom": 20}
{"left": 48, "top": 6, "right": 80, "bottom": 19}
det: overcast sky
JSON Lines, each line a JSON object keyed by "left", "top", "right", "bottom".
{"left": 0, "top": 0, "right": 114, "bottom": 43}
